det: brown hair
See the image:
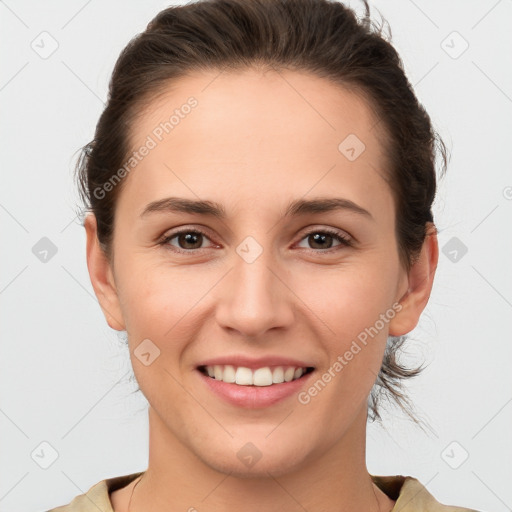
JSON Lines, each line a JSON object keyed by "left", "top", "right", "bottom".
{"left": 75, "top": 0, "right": 448, "bottom": 428}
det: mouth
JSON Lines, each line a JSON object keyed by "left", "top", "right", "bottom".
{"left": 197, "top": 364, "right": 315, "bottom": 386}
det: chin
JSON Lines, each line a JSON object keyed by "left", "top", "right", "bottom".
{"left": 197, "top": 442, "right": 310, "bottom": 479}
{"left": 208, "top": 458, "right": 305, "bottom": 480}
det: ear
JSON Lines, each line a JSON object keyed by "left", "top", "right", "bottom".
{"left": 389, "top": 223, "right": 439, "bottom": 336}
{"left": 84, "top": 213, "right": 126, "bottom": 331}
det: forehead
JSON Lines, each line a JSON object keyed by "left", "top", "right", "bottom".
{"left": 119, "top": 68, "right": 392, "bottom": 221}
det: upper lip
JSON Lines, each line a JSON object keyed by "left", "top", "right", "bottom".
{"left": 196, "top": 355, "right": 315, "bottom": 370}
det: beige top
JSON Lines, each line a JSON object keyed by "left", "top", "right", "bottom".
{"left": 46, "top": 472, "right": 481, "bottom": 511}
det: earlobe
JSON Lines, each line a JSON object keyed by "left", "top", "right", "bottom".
{"left": 84, "top": 213, "right": 126, "bottom": 331}
{"left": 389, "top": 223, "right": 439, "bottom": 336}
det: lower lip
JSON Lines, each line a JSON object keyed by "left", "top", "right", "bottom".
{"left": 197, "top": 369, "right": 315, "bottom": 408}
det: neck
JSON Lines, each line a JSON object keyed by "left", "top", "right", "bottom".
{"left": 128, "top": 405, "right": 393, "bottom": 512}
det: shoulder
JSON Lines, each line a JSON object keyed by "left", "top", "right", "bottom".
{"left": 371, "top": 474, "right": 482, "bottom": 512}
{"left": 44, "top": 472, "right": 144, "bottom": 512}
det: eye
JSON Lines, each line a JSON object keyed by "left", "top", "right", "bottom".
{"left": 159, "top": 229, "right": 215, "bottom": 253}
{"left": 159, "top": 227, "right": 353, "bottom": 254}
{"left": 296, "top": 228, "right": 352, "bottom": 251}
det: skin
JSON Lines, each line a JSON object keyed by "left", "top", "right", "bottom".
{"left": 85, "top": 67, "right": 438, "bottom": 512}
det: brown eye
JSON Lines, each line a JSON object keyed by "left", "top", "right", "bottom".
{"left": 297, "top": 229, "right": 352, "bottom": 251}
{"left": 176, "top": 232, "right": 204, "bottom": 250}
{"left": 160, "top": 229, "right": 213, "bottom": 252}
{"left": 308, "top": 233, "right": 335, "bottom": 249}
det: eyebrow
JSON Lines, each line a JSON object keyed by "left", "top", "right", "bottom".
{"left": 139, "top": 196, "right": 373, "bottom": 220}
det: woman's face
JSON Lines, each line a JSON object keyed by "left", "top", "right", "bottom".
{"left": 87, "top": 68, "right": 433, "bottom": 477}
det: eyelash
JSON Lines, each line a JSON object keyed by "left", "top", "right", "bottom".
{"left": 158, "top": 227, "right": 353, "bottom": 254}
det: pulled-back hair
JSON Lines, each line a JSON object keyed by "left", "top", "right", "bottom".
{"left": 75, "top": 0, "right": 448, "bottom": 427}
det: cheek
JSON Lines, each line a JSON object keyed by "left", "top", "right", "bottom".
{"left": 292, "top": 261, "right": 400, "bottom": 407}
{"left": 116, "top": 257, "right": 198, "bottom": 331}
{"left": 296, "top": 261, "right": 399, "bottom": 339}
{"left": 119, "top": 267, "right": 203, "bottom": 408}
{"left": 117, "top": 263, "right": 218, "bottom": 379}
{"left": 295, "top": 266, "right": 397, "bottom": 418}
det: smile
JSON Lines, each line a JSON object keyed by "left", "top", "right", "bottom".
{"left": 198, "top": 364, "right": 315, "bottom": 386}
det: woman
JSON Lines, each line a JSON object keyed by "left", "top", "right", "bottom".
{"left": 47, "top": 0, "right": 480, "bottom": 510}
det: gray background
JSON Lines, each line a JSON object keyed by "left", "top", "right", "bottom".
{"left": 1, "top": 1, "right": 511, "bottom": 511}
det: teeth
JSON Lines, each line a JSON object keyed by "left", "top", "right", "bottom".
{"left": 202, "top": 365, "right": 310, "bottom": 386}
{"left": 253, "top": 367, "right": 272, "bottom": 386}
{"left": 284, "top": 367, "right": 295, "bottom": 382}
{"left": 235, "top": 366, "right": 253, "bottom": 385}
{"left": 272, "top": 366, "right": 284, "bottom": 384}
{"left": 223, "top": 365, "right": 236, "bottom": 383}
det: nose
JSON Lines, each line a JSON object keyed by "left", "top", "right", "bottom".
{"left": 214, "top": 245, "right": 295, "bottom": 338}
